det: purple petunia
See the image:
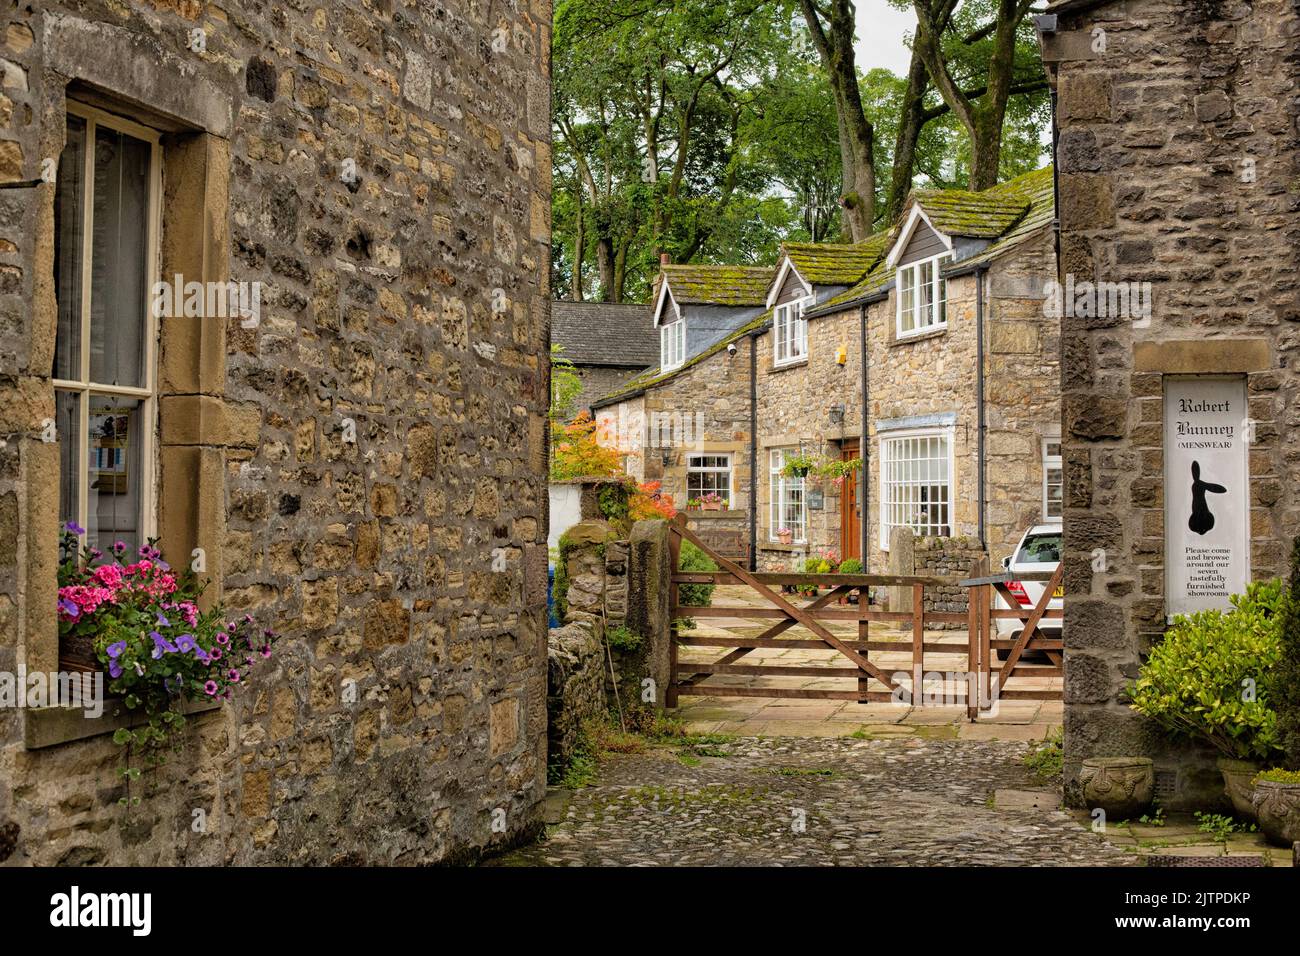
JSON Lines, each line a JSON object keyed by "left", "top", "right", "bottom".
{"left": 215, "top": 631, "right": 229, "bottom": 646}
{"left": 203, "top": 680, "right": 218, "bottom": 696}
{"left": 149, "top": 630, "right": 178, "bottom": 659}
{"left": 57, "top": 598, "right": 80, "bottom": 619}
{"left": 64, "top": 521, "right": 85, "bottom": 536}
{"left": 175, "top": 633, "right": 198, "bottom": 654}
{"left": 106, "top": 640, "right": 127, "bottom": 659}
{"left": 156, "top": 612, "right": 171, "bottom": 628}
{"left": 227, "top": 669, "right": 240, "bottom": 683}
{"left": 109, "top": 661, "right": 123, "bottom": 679}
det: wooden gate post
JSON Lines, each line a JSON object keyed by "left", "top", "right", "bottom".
{"left": 911, "top": 582, "right": 924, "bottom": 706}
{"left": 665, "top": 515, "right": 685, "bottom": 709}
{"left": 965, "top": 557, "right": 985, "bottom": 721}
{"left": 857, "top": 585, "right": 871, "bottom": 703}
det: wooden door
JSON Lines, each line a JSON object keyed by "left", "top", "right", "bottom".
{"left": 840, "top": 440, "right": 861, "bottom": 563}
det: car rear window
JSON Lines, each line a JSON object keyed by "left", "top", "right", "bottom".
{"left": 1016, "top": 533, "right": 1061, "bottom": 564}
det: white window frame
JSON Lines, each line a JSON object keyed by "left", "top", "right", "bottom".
{"left": 773, "top": 295, "right": 810, "bottom": 366}
{"left": 895, "top": 253, "right": 951, "bottom": 339}
{"left": 687, "top": 453, "right": 733, "bottom": 505}
{"left": 768, "top": 447, "right": 807, "bottom": 543}
{"left": 878, "top": 427, "right": 955, "bottom": 550}
{"left": 1042, "top": 438, "right": 1063, "bottom": 521}
{"left": 660, "top": 318, "right": 685, "bottom": 371}
{"left": 53, "top": 101, "right": 162, "bottom": 550}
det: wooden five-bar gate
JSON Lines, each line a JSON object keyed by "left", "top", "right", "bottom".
{"left": 666, "top": 515, "right": 1063, "bottom": 719}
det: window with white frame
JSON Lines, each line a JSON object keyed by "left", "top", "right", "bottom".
{"left": 880, "top": 430, "right": 952, "bottom": 546}
{"left": 1042, "top": 439, "right": 1063, "bottom": 521}
{"left": 773, "top": 297, "right": 808, "bottom": 366}
{"left": 54, "top": 104, "right": 161, "bottom": 555}
{"left": 768, "top": 448, "right": 807, "bottom": 542}
{"left": 896, "top": 254, "right": 951, "bottom": 338}
{"left": 687, "top": 454, "right": 733, "bottom": 507}
{"left": 660, "top": 318, "right": 685, "bottom": 370}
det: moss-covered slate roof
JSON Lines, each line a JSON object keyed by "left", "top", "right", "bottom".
{"left": 590, "top": 307, "right": 773, "bottom": 409}
{"left": 809, "top": 165, "right": 1055, "bottom": 317}
{"left": 782, "top": 233, "right": 890, "bottom": 286}
{"left": 662, "top": 264, "right": 774, "bottom": 306}
{"left": 909, "top": 186, "right": 1030, "bottom": 238}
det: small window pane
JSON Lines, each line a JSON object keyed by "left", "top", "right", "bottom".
{"left": 57, "top": 390, "right": 81, "bottom": 531}
{"left": 87, "top": 395, "right": 145, "bottom": 554}
{"left": 89, "top": 126, "right": 151, "bottom": 387}
{"left": 54, "top": 115, "right": 87, "bottom": 381}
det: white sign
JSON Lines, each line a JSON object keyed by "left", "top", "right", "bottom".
{"left": 1164, "top": 376, "right": 1250, "bottom": 617}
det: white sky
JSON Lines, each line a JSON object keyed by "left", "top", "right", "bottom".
{"left": 854, "top": 2, "right": 917, "bottom": 76}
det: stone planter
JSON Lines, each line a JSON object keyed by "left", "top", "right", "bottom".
{"left": 1079, "top": 757, "right": 1154, "bottom": 818}
{"left": 1216, "top": 756, "right": 1261, "bottom": 821}
{"left": 1253, "top": 780, "right": 1300, "bottom": 847}
{"left": 778, "top": 531, "right": 793, "bottom": 545}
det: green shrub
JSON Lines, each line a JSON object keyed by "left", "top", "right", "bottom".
{"left": 1130, "top": 579, "right": 1286, "bottom": 761}
{"left": 1276, "top": 537, "right": 1300, "bottom": 770}
{"left": 606, "top": 624, "right": 643, "bottom": 652}
{"left": 837, "top": 557, "right": 864, "bottom": 575}
{"left": 678, "top": 540, "right": 718, "bottom": 607}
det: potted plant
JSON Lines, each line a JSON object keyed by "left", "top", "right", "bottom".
{"left": 700, "top": 492, "right": 724, "bottom": 512}
{"left": 815, "top": 457, "right": 862, "bottom": 489}
{"left": 777, "top": 527, "right": 793, "bottom": 545}
{"left": 837, "top": 557, "right": 864, "bottom": 604}
{"left": 57, "top": 523, "right": 278, "bottom": 794}
{"left": 685, "top": 497, "right": 702, "bottom": 511}
{"left": 1130, "top": 578, "right": 1286, "bottom": 821}
{"left": 780, "top": 453, "right": 817, "bottom": 479}
{"left": 1252, "top": 536, "right": 1300, "bottom": 845}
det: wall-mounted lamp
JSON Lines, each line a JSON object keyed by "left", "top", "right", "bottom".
{"left": 828, "top": 404, "right": 845, "bottom": 426}
{"left": 661, "top": 451, "right": 673, "bottom": 467}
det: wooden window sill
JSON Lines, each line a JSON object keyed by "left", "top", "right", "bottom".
{"left": 24, "top": 696, "right": 222, "bottom": 750}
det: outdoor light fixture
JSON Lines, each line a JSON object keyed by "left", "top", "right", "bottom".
{"left": 661, "top": 451, "right": 673, "bottom": 467}
{"left": 829, "top": 404, "right": 845, "bottom": 425}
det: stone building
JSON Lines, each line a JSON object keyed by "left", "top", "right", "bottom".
{"left": 0, "top": 0, "right": 551, "bottom": 864}
{"left": 1042, "top": 0, "right": 1299, "bottom": 807}
{"left": 653, "top": 262, "right": 771, "bottom": 371}
{"left": 594, "top": 167, "right": 1061, "bottom": 579}
{"left": 550, "top": 301, "right": 656, "bottom": 414}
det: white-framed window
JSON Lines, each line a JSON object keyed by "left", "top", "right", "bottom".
{"left": 660, "top": 318, "right": 685, "bottom": 371}
{"left": 880, "top": 429, "right": 952, "bottom": 548}
{"left": 896, "top": 253, "right": 951, "bottom": 338}
{"left": 1042, "top": 438, "right": 1063, "bottom": 521}
{"left": 768, "top": 447, "right": 807, "bottom": 543}
{"left": 687, "top": 454, "right": 733, "bottom": 506}
{"left": 54, "top": 103, "right": 161, "bottom": 554}
{"left": 773, "top": 296, "right": 808, "bottom": 366}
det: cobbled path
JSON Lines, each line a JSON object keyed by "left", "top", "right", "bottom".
{"left": 493, "top": 736, "right": 1134, "bottom": 866}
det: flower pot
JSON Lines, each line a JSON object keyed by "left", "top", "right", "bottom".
{"left": 1079, "top": 757, "right": 1155, "bottom": 818}
{"left": 1253, "top": 780, "right": 1300, "bottom": 847}
{"left": 1217, "top": 756, "right": 1261, "bottom": 821}
{"left": 778, "top": 532, "right": 793, "bottom": 545}
{"left": 702, "top": 501, "right": 721, "bottom": 511}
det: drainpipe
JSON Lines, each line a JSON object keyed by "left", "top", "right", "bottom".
{"left": 858, "top": 303, "right": 870, "bottom": 572}
{"left": 748, "top": 330, "right": 758, "bottom": 571}
{"left": 975, "top": 265, "right": 989, "bottom": 551}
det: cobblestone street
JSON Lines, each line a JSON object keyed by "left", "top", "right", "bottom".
{"left": 493, "top": 736, "right": 1134, "bottom": 867}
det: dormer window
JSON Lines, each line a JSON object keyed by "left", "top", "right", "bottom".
{"left": 773, "top": 296, "right": 809, "bottom": 366}
{"left": 897, "top": 253, "right": 951, "bottom": 339}
{"left": 661, "top": 317, "right": 685, "bottom": 370}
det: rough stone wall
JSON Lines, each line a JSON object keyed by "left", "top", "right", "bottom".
{"left": 0, "top": 0, "right": 551, "bottom": 864}
{"left": 753, "top": 305, "right": 863, "bottom": 572}
{"left": 572, "top": 364, "right": 645, "bottom": 415}
{"left": 1049, "top": 0, "right": 1298, "bottom": 807}
{"left": 596, "top": 337, "right": 754, "bottom": 532}
{"left": 546, "top": 621, "right": 604, "bottom": 773}
{"left": 914, "top": 535, "right": 986, "bottom": 626}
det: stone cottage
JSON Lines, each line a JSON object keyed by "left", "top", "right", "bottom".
{"left": 550, "top": 301, "right": 657, "bottom": 414}
{"left": 594, "top": 167, "right": 1060, "bottom": 579}
{"left": 1041, "top": 0, "right": 1299, "bottom": 807}
{"left": 0, "top": 0, "right": 551, "bottom": 864}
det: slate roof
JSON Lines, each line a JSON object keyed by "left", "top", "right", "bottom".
{"left": 809, "top": 165, "right": 1055, "bottom": 317}
{"left": 661, "top": 264, "right": 774, "bottom": 307}
{"left": 551, "top": 300, "right": 658, "bottom": 367}
{"left": 593, "top": 165, "right": 1056, "bottom": 400}
{"left": 782, "top": 233, "right": 890, "bottom": 287}
{"left": 909, "top": 185, "right": 1031, "bottom": 239}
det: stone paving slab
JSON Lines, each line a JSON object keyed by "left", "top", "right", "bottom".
{"left": 491, "top": 736, "right": 1134, "bottom": 867}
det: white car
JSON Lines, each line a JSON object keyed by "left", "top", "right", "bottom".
{"left": 994, "top": 522, "right": 1063, "bottom": 660}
